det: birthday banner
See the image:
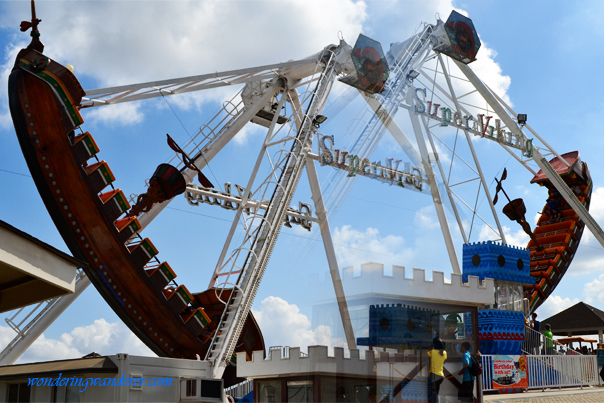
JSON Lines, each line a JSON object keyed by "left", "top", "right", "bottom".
{"left": 492, "top": 355, "right": 528, "bottom": 390}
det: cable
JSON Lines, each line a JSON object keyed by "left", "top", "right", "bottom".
{"left": 0, "top": 168, "right": 30, "bottom": 178}
{"left": 159, "top": 90, "right": 220, "bottom": 189}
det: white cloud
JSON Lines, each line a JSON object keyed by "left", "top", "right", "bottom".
{"left": 587, "top": 186, "right": 604, "bottom": 221}
{"left": 584, "top": 274, "right": 604, "bottom": 305}
{"left": 233, "top": 122, "right": 265, "bottom": 146}
{"left": 476, "top": 224, "right": 529, "bottom": 247}
{"left": 536, "top": 295, "right": 580, "bottom": 321}
{"left": 563, "top": 187, "right": 604, "bottom": 275}
{"left": 332, "top": 225, "right": 410, "bottom": 268}
{"left": 414, "top": 205, "right": 439, "bottom": 230}
{"left": 1, "top": 1, "right": 367, "bottom": 86}
{"left": 468, "top": 45, "right": 512, "bottom": 106}
{"left": 502, "top": 225, "right": 530, "bottom": 248}
{"left": 0, "top": 0, "right": 367, "bottom": 132}
{"left": 0, "top": 319, "right": 155, "bottom": 364}
{"left": 0, "top": 41, "right": 27, "bottom": 130}
{"left": 83, "top": 103, "right": 144, "bottom": 126}
{"left": 252, "top": 296, "right": 346, "bottom": 351}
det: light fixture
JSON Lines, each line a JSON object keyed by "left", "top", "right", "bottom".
{"left": 406, "top": 70, "right": 420, "bottom": 82}
{"left": 517, "top": 114, "right": 527, "bottom": 125}
{"left": 312, "top": 115, "right": 328, "bottom": 128}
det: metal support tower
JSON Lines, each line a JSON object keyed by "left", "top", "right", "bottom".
{"left": 204, "top": 52, "right": 340, "bottom": 378}
{"left": 0, "top": 271, "right": 90, "bottom": 365}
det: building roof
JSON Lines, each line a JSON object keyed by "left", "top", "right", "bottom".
{"left": 0, "top": 356, "right": 118, "bottom": 380}
{"left": 0, "top": 219, "right": 82, "bottom": 267}
{"left": 541, "top": 302, "right": 604, "bottom": 336}
{"left": 0, "top": 219, "right": 85, "bottom": 312}
{"left": 555, "top": 336, "right": 598, "bottom": 345}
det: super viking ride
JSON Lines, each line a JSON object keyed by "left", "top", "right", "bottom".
{"left": 8, "top": 2, "right": 263, "bottom": 386}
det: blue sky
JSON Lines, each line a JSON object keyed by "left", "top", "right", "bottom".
{"left": 1, "top": 0, "right": 604, "bottom": 361}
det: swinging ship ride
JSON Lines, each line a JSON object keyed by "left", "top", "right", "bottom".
{"left": 8, "top": 2, "right": 263, "bottom": 386}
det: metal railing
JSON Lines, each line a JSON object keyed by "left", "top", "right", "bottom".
{"left": 522, "top": 325, "right": 581, "bottom": 356}
{"left": 268, "top": 345, "right": 308, "bottom": 359}
{"left": 225, "top": 378, "right": 253, "bottom": 399}
{"left": 482, "top": 354, "right": 600, "bottom": 392}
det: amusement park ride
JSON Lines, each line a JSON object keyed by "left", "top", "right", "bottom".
{"left": 3, "top": 1, "right": 604, "bottom": 387}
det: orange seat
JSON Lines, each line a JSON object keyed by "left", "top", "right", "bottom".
{"left": 99, "top": 189, "right": 130, "bottom": 221}
{"left": 84, "top": 160, "right": 115, "bottom": 193}
{"left": 127, "top": 238, "right": 158, "bottom": 268}
{"left": 146, "top": 262, "right": 176, "bottom": 290}
{"left": 71, "top": 131, "right": 99, "bottom": 164}
{"left": 164, "top": 285, "right": 193, "bottom": 314}
{"left": 181, "top": 307, "right": 211, "bottom": 336}
{"left": 114, "top": 216, "right": 141, "bottom": 243}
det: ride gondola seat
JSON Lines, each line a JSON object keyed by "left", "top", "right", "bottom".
{"left": 71, "top": 131, "right": 99, "bottom": 164}
{"left": 99, "top": 189, "right": 130, "bottom": 221}
{"left": 114, "top": 216, "right": 141, "bottom": 243}
{"left": 181, "top": 307, "right": 212, "bottom": 336}
{"left": 528, "top": 233, "right": 574, "bottom": 256}
{"left": 164, "top": 285, "right": 193, "bottom": 313}
{"left": 145, "top": 262, "right": 176, "bottom": 290}
{"left": 534, "top": 220, "right": 579, "bottom": 241}
{"left": 127, "top": 237, "right": 158, "bottom": 268}
{"left": 84, "top": 160, "right": 115, "bottom": 194}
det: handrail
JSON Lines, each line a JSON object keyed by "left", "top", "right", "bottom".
{"left": 522, "top": 325, "right": 582, "bottom": 356}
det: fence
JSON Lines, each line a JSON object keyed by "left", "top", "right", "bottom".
{"left": 225, "top": 378, "right": 253, "bottom": 399}
{"left": 522, "top": 325, "right": 581, "bottom": 356}
{"left": 481, "top": 354, "right": 600, "bottom": 392}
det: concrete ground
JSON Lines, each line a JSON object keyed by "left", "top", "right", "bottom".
{"left": 483, "top": 386, "right": 604, "bottom": 402}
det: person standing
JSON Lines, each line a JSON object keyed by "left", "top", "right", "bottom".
{"left": 427, "top": 338, "right": 447, "bottom": 403}
{"left": 544, "top": 324, "right": 554, "bottom": 355}
{"left": 530, "top": 312, "right": 540, "bottom": 355}
{"left": 457, "top": 342, "right": 475, "bottom": 402}
{"left": 530, "top": 312, "right": 540, "bottom": 332}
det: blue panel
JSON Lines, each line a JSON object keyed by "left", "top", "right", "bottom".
{"left": 462, "top": 241, "right": 535, "bottom": 284}
{"left": 479, "top": 339, "right": 522, "bottom": 355}
{"left": 356, "top": 304, "right": 441, "bottom": 347}
{"left": 477, "top": 310, "right": 525, "bottom": 355}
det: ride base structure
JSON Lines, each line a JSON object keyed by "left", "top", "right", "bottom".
{"left": 3, "top": 3, "right": 604, "bottom": 401}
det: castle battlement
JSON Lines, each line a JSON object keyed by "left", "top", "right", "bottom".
{"left": 237, "top": 346, "right": 400, "bottom": 379}
{"left": 325, "top": 263, "right": 495, "bottom": 307}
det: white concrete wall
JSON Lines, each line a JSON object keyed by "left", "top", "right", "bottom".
{"left": 0, "top": 354, "right": 216, "bottom": 402}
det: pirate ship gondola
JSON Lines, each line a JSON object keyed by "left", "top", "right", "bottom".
{"left": 8, "top": 3, "right": 263, "bottom": 386}
{"left": 524, "top": 151, "right": 592, "bottom": 313}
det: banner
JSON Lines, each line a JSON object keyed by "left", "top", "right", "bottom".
{"left": 492, "top": 355, "right": 528, "bottom": 390}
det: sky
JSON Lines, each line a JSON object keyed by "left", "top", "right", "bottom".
{"left": 1, "top": 0, "right": 604, "bottom": 363}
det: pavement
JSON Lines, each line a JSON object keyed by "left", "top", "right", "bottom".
{"left": 483, "top": 386, "right": 604, "bottom": 402}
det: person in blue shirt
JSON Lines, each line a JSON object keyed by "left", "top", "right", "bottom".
{"left": 457, "top": 342, "right": 475, "bottom": 402}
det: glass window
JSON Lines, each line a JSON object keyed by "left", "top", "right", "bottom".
{"left": 258, "top": 380, "right": 281, "bottom": 403}
{"left": 494, "top": 281, "right": 525, "bottom": 312}
{"left": 321, "top": 379, "right": 375, "bottom": 402}
{"left": 287, "top": 380, "right": 313, "bottom": 402}
{"left": 65, "top": 386, "right": 81, "bottom": 403}
{"left": 7, "top": 383, "right": 30, "bottom": 403}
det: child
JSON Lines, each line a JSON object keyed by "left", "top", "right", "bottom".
{"left": 457, "top": 342, "right": 475, "bottom": 402}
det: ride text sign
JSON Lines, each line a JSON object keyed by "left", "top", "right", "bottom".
{"left": 413, "top": 88, "right": 534, "bottom": 158}
{"left": 318, "top": 134, "right": 425, "bottom": 192}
